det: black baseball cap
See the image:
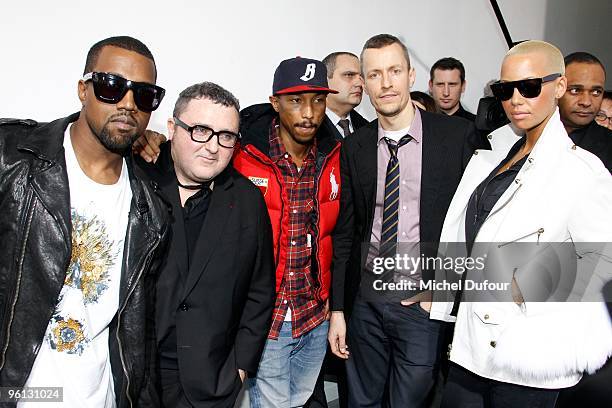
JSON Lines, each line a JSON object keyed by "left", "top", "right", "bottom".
{"left": 272, "top": 57, "right": 338, "bottom": 95}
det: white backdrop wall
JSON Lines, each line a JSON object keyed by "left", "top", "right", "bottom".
{"left": 1, "top": 0, "right": 609, "bottom": 132}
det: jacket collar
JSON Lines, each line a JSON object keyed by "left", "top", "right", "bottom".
{"left": 239, "top": 103, "right": 340, "bottom": 160}
{"left": 439, "top": 108, "right": 570, "bottom": 244}
{"left": 524, "top": 108, "right": 573, "bottom": 165}
{"left": 17, "top": 112, "right": 79, "bottom": 163}
{"left": 18, "top": 112, "right": 166, "bottom": 231}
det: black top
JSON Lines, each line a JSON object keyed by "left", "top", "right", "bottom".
{"left": 465, "top": 138, "right": 527, "bottom": 254}
{"left": 183, "top": 186, "right": 212, "bottom": 268}
{"left": 452, "top": 104, "right": 477, "bottom": 122}
{"left": 160, "top": 183, "right": 212, "bottom": 370}
{"left": 451, "top": 138, "right": 527, "bottom": 316}
{"left": 568, "top": 120, "right": 612, "bottom": 174}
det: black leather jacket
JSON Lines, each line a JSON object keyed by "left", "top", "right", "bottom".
{"left": 0, "top": 113, "right": 169, "bottom": 407}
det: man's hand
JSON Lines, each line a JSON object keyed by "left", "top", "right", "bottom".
{"left": 238, "top": 369, "right": 246, "bottom": 383}
{"left": 328, "top": 311, "right": 349, "bottom": 359}
{"left": 400, "top": 290, "right": 432, "bottom": 312}
{"left": 133, "top": 130, "right": 167, "bottom": 163}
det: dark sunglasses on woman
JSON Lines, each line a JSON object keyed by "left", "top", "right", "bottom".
{"left": 82, "top": 72, "right": 165, "bottom": 112}
{"left": 490, "top": 73, "right": 561, "bottom": 101}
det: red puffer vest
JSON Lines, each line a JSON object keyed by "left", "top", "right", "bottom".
{"left": 233, "top": 104, "right": 341, "bottom": 301}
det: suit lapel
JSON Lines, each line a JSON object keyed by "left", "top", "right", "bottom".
{"left": 323, "top": 115, "right": 343, "bottom": 141}
{"left": 181, "top": 171, "right": 234, "bottom": 300}
{"left": 350, "top": 109, "right": 369, "bottom": 130}
{"left": 419, "top": 113, "right": 445, "bottom": 242}
{"left": 355, "top": 123, "right": 378, "bottom": 225}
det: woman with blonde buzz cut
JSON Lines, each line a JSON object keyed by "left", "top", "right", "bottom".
{"left": 430, "top": 40, "right": 612, "bottom": 407}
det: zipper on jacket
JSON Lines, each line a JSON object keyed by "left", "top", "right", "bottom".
{"left": 309, "top": 143, "right": 340, "bottom": 300}
{"left": 115, "top": 233, "right": 160, "bottom": 408}
{"left": 498, "top": 228, "right": 545, "bottom": 248}
{"left": 0, "top": 192, "right": 35, "bottom": 370}
{"left": 311, "top": 154, "right": 330, "bottom": 300}
{"left": 472, "top": 184, "right": 523, "bottom": 246}
{"left": 243, "top": 146, "right": 285, "bottom": 268}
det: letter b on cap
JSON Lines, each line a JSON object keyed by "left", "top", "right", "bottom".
{"left": 300, "top": 63, "right": 316, "bottom": 81}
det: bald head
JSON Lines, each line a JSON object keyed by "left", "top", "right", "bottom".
{"left": 504, "top": 40, "right": 565, "bottom": 76}
{"left": 497, "top": 40, "right": 567, "bottom": 136}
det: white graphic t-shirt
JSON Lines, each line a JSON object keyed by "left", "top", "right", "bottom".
{"left": 22, "top": 126, "right": 132, "bottom": 407}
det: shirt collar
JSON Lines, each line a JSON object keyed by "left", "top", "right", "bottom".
{"left": 377, "top": 104, "right": 423, "bottom": 144}
{"left": 325, "top": 108, "right": 350, "bottom": 128}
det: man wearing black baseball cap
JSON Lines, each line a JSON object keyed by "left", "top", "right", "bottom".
{"left": 233, "top": 57, "right": 342, "bottom": 407}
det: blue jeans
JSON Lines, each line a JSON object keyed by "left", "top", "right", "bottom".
{"left": 249, "top": 320, "right": 329, "bottom": 408}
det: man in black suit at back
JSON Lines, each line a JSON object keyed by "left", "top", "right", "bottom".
{"left": 559, "top": 52, "right": 612, "bottom": 173}
{"left": 305, "top": 51, "right": 370, "bottom": 408}
{"left": 328, "top": 34, "right": 487, "bottom": 408}
{"left": 137, "top": 82, "right": 275, "bottom": 407}
{"left": 321, "top": 52, "right": 369, "bottom": 140}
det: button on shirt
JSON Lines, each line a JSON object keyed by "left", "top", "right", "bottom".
{"left": 368, "top": 107, "right": 423, "bottom": 283}
{"left": 370, "top": 106, "right": 423, "bottom": 246}
{"left": 159, "top": 183, "right": 212, "bottom": 370}
{"left": 183, "top": 185, "right": 212, "bottom": 267}
{"left": 268, "top": 118, "right": 326, "bottom": 339}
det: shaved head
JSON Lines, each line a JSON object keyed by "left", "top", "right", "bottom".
{"left": 497, "top": 40, "right": 567, "bottom": 136}
{"left": 504, "top": 40, "right": 565, "bottom": 76}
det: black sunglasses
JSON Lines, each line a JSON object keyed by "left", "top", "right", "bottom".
{"left": 82, "top": 72, "right": 165, "bottom": 112}
{"left": 490, "top": 73, "right": 561, "bottom": 101}
{"left": 173, "top": 117, "right": 240, "bottom": 148}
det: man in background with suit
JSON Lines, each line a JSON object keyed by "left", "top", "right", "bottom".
{"left": 329, "top": 34, "right": 485, "bottom": 407}
{"left": 305, "top": 51, "right": 369, "bottom": 408}
{"left": 555, "top": 48, "right": 612, "bottom": 408}
{"left": 559, "top": 52, "right": 612, "bottom": 173}
{"left": 596, "top": 90, "right": 612, "bottom": 130}
{"left": 429, "top": 57, "right": 476, "bottom": 121}
{"left": 138, "top": 82, "right": 275, "bottom": 407}
{"left": 322, "top": 52, "right": 369, "bottom": 139}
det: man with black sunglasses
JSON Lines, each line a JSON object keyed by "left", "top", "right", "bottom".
{"left": 0, "top": 36, "right": 170, "bottom": 407}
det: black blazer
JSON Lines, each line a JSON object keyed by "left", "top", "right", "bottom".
{"left": 331, "top": 110, "right": 487, "bottom": 315}
{"left": 321, "top": 109, "right": 370, "bottom": 141}
{"left": 569, "top": 120, "right": 612, "bottom": 173}
{"left": 138, "top": 144, "right": 275, "bottom": 407}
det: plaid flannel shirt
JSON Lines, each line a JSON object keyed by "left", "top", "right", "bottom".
{"left": 267, "top": 119, "right": 327, "bottom": 339}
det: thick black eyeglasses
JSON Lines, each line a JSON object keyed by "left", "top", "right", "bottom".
{"left": 490, "top": 73, "right": 561, "bottom": 101}
{"left": 174, "top": 117, "right": 239, "bottom": 148}
{"left": 82, "top": 72, "right": 165, "bottom": 112}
